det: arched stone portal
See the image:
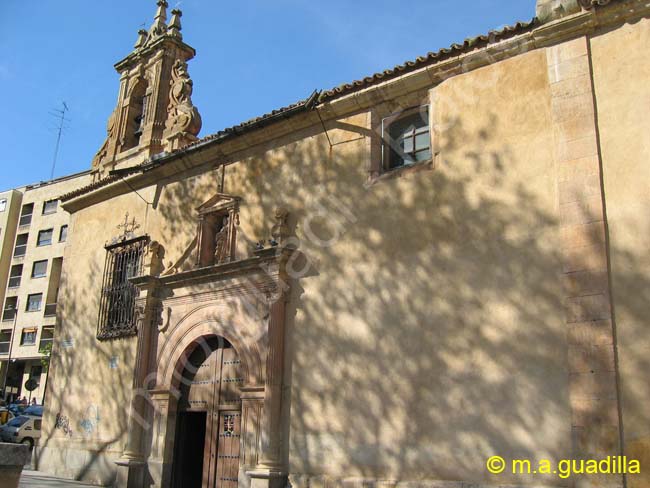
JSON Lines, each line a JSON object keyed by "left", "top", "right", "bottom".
{"left": 118, "top": 243, "right": 292, "bottom": 488}
{"left": 171, "top": 336, "right": 243, "bottom": 488}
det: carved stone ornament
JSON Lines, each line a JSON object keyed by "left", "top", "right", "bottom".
{"left": 270, "top": 208, "right": 290, "bottom": 246}
{"left": 91, "top": 110, "right": 117, "bottom": 169}
{"left": 535, "top": 0, "right": 606, "bottom": 22}
{"left": 163, "top": 60, "right": 202, "bottom": 150}
{"left": 143, "top": 241, "right": 166, "bottom": 277}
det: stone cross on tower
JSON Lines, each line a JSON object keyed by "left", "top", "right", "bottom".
{"left": 91, "top": 0, "right": 202, "bottom": 179}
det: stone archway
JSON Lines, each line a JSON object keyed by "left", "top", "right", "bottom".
{"left": 170, "top": 335, "right": 243, "bottom": 488}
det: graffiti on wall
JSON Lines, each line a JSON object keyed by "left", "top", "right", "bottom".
{"left": 79, "top": 405, "right": 101, "bottom": 436}
{"left": 55, "top": 412, "right": 73, "bottom": 437}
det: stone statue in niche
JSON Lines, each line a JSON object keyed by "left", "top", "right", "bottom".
{"left": 213, "top": 216, "right": 230, "bottom": 264}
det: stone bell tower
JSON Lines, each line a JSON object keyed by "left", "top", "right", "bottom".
{"left": 91, "top": 1, "right": 202, "bottom": 178}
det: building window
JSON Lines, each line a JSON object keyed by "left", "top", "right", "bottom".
{"left": 59, "top": 225, "right": 68, "bottom": 242}
{"left": 19, "top": 203, "right": 34, "bottom": 227}
{"left": 382, "top": 106, "right": 431, "bottom": 171}
{"left": 39, "top": 327, "right": 54, "bottom": 353}
{"left": 31, "top": 260, "right": 48, "bottom": 278}
{"left": 0, "top": 330, "right": 11, "bottom": 355}
{"left": 37, "top": 229, "right": 53, "bottom": 247}
{"left": 42, "top": 200, "right": 58, "bottom": 215}
{"left": 26, "top": 293, "right": 43, "bottom": 312}
{"left": 2, "top": 297, "right": 18, "bottom": 322}
{"left": 0, "top": 198, "right": 6, "bottom": 212}
{"left": 13, "top": 234, "right": 28, "bottom": 257}
{"left": 97, "top": 236, "right": 148, "bottom": 340}
{"left": 8, "top": 265, "right": 23, "bottom": 288}
{"left": 20, "top": 328, "right": 37, "bottom": 346}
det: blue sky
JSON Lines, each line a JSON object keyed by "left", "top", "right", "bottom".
{"left": 0, "top": 0, "right": 534, "bottom": 190}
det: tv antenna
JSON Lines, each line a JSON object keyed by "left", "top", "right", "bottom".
{"left": 49, "top": 101, "right": 70, "bottom": 180}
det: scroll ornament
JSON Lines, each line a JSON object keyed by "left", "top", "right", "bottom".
{"left": 165, "top": 60, "right": 202, "bottom": 140}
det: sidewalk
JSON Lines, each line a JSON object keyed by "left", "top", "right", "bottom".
{"left": 19, "top": 470, "right": 100, "bottom": 487}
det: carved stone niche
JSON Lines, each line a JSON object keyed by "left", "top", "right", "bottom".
{"left": 195, "top": 193, "right": 241, "bottom": 268}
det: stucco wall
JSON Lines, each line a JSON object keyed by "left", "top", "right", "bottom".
{"left": 591, "top": 17, "right": 650, "bottom": 488}
{"left": 41, "top": 40, "right": 574, "bottom": 487}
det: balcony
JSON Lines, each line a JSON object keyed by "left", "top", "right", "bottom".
{"left": 44, "top": 303, "right": 57, "bottom": 317}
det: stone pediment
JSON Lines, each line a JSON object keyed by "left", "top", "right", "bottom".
{"left": 196, "top": 193, "right": 241, "bottom": 215}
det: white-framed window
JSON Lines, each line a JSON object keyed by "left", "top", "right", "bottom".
{"left": 0, "top": 198, "right": 6, "bottom": 212}
{"left": 382, "top": 105, "right": 432, "bottom": 171}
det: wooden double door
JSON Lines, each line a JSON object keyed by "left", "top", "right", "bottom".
{"left": 173, "top": 339, "right": 243, "bottom": 488}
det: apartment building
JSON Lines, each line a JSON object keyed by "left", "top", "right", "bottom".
{"left": 0, "top": 171, "right": 90, "bottom": 404}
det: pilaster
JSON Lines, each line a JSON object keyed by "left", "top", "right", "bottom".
{"left": 547, "top": 36, "right": 622, "bottom": 488}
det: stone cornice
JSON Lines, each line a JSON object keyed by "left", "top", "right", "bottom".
{"left": 62, "top": 0, "right": 650, "bottom": 214}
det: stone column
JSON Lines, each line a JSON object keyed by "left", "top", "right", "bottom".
{"left": 148, "top": 389, "right": 179, "bottom": 488}
{"left": 247, "top": 280, "right": 289, "bottom": 488}
{"left": 547, "top": 36, "right": 622, "bottom": 488}
{"left": 116, "top": 275, "right": 162, "bottom": 487}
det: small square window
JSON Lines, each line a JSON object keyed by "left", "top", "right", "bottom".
{"left": 382, "top": 106, "right": 431, "bottom": 171}
{"left": 0, "top": 198, "right": 6, "bottom": 212}
{"left": 26, "top": 294, "right": 42, "bottom": 312}
{"left": 59, "top": 225, "right": 68, "bottom": 242}
{"left": 32, "top": 260, "right": 48, "bottom": 278}
{"left": 20, "top": 328, "right": 37, "bottom": 346}
{"left": 43, "top": 200, "right": 58, "bottom": 215}
{"left": 37, "top": 229, "right": 53, "bottom": 246}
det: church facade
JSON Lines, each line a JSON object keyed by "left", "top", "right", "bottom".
{"left": 36, "top": 1, "right": 650, "bottom": 488}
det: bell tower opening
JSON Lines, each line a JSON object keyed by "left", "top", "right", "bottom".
{"left": 123, "top": 79, "right": 149, "bottom": 152}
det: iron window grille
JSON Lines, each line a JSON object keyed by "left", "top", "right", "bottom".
{"left": 97, "top": 235, "right": 148, "bottom": 340}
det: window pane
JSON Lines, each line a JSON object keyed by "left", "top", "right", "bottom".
{"left": 26, "top": 294, "right": 42, "bottom": 312}
{"left": 415, "top": 131, "right": 430, "bottom": 151}
{"left": 0, "top": 199, "right": 6, "bottom": 212}
{"left": 37, "top": 229, "right": 53, "bottom": 246}
{"left": 43, "top": 200, "right": 58, "bottom": 214}
{"left": 402, "top": 135, "right": 414, "bottom": 154}
{"left": 415, "top": 148, "right": 432, "bottom": 162}
{"left": 32, "top": 260, "right": 48, "bottom": 278}
{"left": 59, "top": 225, "right": 68, "bottom": 242}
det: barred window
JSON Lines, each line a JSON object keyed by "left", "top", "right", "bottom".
{"left": 97, "top": 236, "right": 148, "bottom": 340}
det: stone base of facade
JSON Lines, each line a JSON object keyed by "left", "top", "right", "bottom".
{"left": 287, "top": 476, "right": 564, "bottom": 488}
{"left": 36, "top": 445, "right": 118, "bottom": 486}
